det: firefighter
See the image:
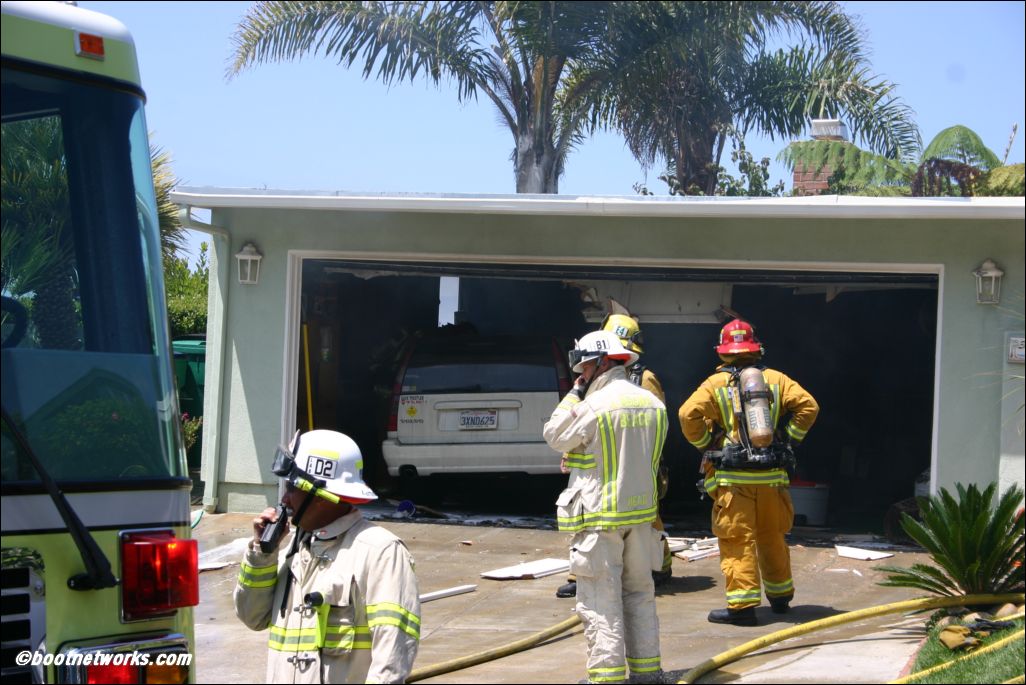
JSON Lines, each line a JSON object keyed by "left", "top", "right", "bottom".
{"left": 544, "top": 330, "right": 668, "bottom": 684}
{"left": 679, "top": 319, "right": 818, "bottom": 626}
{"left": 235, "top": 430, "right": 420, "bottom": 683}
{"left": 555, "top": 313, "right": 672, "bottom": 599}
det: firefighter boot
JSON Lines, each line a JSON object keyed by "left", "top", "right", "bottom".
{"left": 707, "top": 607, "right": 757, "bottom": 626}
{"left": 770, "top": 597, "right": 791, "bottom": 614}
{"left": 556, "top": 580, "right": 577, "bottom": 598}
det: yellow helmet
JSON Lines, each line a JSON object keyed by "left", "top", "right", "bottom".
{"left": 602, "top": 313, "right": 644, "bottom": 354}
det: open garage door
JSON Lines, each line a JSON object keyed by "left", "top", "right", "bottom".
{"left": 295, "top": 258, "right": 937, "bottom": 533}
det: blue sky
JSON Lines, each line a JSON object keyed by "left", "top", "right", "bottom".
{"left": 81, "top": 1, "right": 1026, "bottom": 261}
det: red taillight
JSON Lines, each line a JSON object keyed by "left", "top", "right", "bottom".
{"left": 121, "top": 532, "right": 198, "bottom": 620}
{"left": 86, "top": 663, "right": 136, "bottom": 684}
{"left": 388, "top": 345, "right": 415, "bottom": 433}
{"left": 387, "top": 382, "right": 401, "bottom": 432}
{"left": 553, "top": 339, "right": 571, "bottom": 395}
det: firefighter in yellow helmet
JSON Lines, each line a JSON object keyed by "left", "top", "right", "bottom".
{"left": 555, "top": 313, "right": 673, "bottom": 600}
{"left": 679, "top": 320, "right": 818, "bottom": 626}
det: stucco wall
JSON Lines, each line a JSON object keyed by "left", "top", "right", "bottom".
{"left": 195, "top": 205, "right": 1024, "bottom": 511}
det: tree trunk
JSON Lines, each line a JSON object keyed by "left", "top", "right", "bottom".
{"left": 514, "top": 133, "right": 560, "bottom": 194}
{"left": 676, "top": 131, "right": 719, "bottom": 196}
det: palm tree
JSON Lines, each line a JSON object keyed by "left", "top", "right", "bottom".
{"left": 228, "top": 1, "right": 611, "bottom": 194}
{"left": 781, "top": 124, "right": 1013, "bottom": 196}
{"left": 151, "top": 143, "right": 187, "bottom": 262}
{"left": 578, "top": 1, "right": 921, "bottom": 195}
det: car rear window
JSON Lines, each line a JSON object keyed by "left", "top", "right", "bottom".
{"left": 401, "top": 337, "right": 562, "bottom": 394}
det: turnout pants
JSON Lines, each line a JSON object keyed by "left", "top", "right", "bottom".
{"left": 572, "top": 525, "right": 661, "bottom": 683}
{"left": 711, "top": 484, "right": 795, "bottom": 610}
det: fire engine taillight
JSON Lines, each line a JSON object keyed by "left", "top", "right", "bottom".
{"left": 84, "top": 662, "right": 189, "bottom": 684}
{"left": 120, "top": 532, "right": 198, "bottom": 621}
{"left": 60, "top": 635, "right": 191, "bottom": 685}
{"left": 86, "top": 663, "right": 136, "bottom": 684}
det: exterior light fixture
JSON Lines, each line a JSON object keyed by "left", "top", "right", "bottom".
{"left": 235, "top": 243, "right": 263, "bottom": 286}
{"left": 973, "top": 258, "right": 1003, "bottom": 305}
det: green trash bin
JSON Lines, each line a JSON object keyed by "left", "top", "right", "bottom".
{"left": 172, "top": 337, "right": 206, "bottom": 469}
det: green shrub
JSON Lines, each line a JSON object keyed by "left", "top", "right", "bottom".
{"left": 879, "top": 482, "right": 1024, "bottom": 596}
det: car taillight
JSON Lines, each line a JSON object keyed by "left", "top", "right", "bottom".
{"left": 388, "top": 346, "right": 415, "bottom": 432}
{"left": 553, "top": 339, "right": 571, "bottom": 395}
{"left": 387, "top": 381, "right": 402, "bottom": 432}
{"left": 121, "top": 531, "right": 198, "bottom": 621}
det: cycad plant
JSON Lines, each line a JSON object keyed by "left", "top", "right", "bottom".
{"left": 879, "top": 482, "right": 1024, "bottom": 596}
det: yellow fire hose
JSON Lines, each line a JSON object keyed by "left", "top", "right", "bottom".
{"left": 679, "top": 593, "right": 1024, "bottom": 684}
{"left": 406, "top": 594, "right": 1022, "bottom": 683}
{"left": 891, "top": 610, "right": 1024, "bottom": 684}
{"left": 407, "top": 614, "right": 582, "bottom": 682}
{"left": 895, "top": 629, "right": 1023, "bottom": 683}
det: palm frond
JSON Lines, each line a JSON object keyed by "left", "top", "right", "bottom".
{"left": 230, "top": 1, "right": 492, "bottom": 104}
{"left": 880, "top": 483, "right": 1025, "bottom": 597}
{"left": 922, "top": 125, "right": 1001, "bottom": 170}
{"left": 150, "top": 142, "right": 186, "bottom": 261}
{"left": 779, "top": 140, "right": 912, "bottom": 189}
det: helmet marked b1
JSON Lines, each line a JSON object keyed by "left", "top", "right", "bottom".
{"left": 569, "top": 330, "right": 639, "bottom": 373}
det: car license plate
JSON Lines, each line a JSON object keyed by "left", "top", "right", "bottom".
{"left": 459, "top": 410, "right": 497, "bottom": 430}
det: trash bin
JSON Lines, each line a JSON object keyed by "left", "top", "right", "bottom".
{"left": 172, "top": 337, "right": 206, "bottom": 469}
{"left": 789, "top": 480, "right": 829, "bottom": 526}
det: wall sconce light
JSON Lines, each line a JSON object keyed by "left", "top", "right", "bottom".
{"left": 235, "top": 243, "right": 263, "bottom": 285}
{"left": 973, "top": 258, "right": 1003, "bottom": 305}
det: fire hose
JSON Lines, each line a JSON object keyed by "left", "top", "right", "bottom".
{"left": 407, "top": 614, "right": 581, "bottom": 682}
{"left": 678, "top": 593, "right": 1024, "bottom": 684}
{"left": 406, "top": 593, "right": 1022, "bottom": 683}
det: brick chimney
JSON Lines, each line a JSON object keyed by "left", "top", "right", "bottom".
{"left": 793, "top": 119, "right": 849, "bottom": 196}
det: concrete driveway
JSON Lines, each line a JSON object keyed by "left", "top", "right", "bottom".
{"left": 193, "top": 509, "right": 933, "bottom": 683}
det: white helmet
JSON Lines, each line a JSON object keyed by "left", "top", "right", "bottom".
{"left": 570, "top": 330, "right": 638, "bottom": 373}
{"left": 293, "top": 430, "right": 377, "bottom": 503}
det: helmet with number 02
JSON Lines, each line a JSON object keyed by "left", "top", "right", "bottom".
{"left": 569, "top": 330, "right": 638, "bottom": 373}
{"left": 602, "top": 313, "right": 644, "bottom": 354}
{"left": 293, "top": 430, "right": 377, "bottom": 503}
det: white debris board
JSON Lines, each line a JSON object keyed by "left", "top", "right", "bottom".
{"left": 835, "top": 545, "right": 894, "bottom": 561}
{"left": 481, "top": 558, "right": 570, "bottom": 580}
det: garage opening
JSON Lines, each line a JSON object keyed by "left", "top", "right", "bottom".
{"left": 295, "top": 258, "right": 937, "bottom": 533}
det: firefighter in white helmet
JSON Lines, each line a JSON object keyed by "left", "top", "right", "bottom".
{"left": 555, "top": 313, "right": 673, "bottom": 599}
{"left": 544, "top": 330, "right": 668, "bottom": 684}
{"left": 679, "top": 319, "right": 818, "bottom": 626}
{"left": 234, "top": 430, "right": 420, "bottom": 683}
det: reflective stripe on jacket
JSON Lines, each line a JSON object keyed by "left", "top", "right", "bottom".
{"left": 234, "top": 509, "right": 420, "bottom": 684}
{"left": 679, "top": 365, "right": 819, "bottom": 453}
{"left": 544, "top": 365, "right": 668, "bottom": 533}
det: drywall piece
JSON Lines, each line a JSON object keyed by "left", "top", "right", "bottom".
{"left": 481, "top": 558, "right": 570, "bottom": 579}
{"left": 835, "top": 545, "right": 894, "bottom": 561}
{"left": 420, "top": 584, "right": 477, "bottom": 603}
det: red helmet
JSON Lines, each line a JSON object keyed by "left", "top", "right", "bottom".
{"left": 715, "top": 319, "right": 763, "bottom": 356}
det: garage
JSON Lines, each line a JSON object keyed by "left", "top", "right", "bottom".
{"left": 171, "top": 188, "right": 1022, "bottom": 523}
{"left": 293, "top": 256, "right": 938, "bottom": 531}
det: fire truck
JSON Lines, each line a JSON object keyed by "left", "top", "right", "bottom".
{"left": 2, "top": 2, "right": 197, "bottom": 682}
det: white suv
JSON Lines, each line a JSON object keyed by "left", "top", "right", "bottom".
{"left": 382, "top": 334, "right": 570, "bottom": 479}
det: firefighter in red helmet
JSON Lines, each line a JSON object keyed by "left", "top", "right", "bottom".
{"left": 679, "top": 319, "right": 818, "bottom": 626}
